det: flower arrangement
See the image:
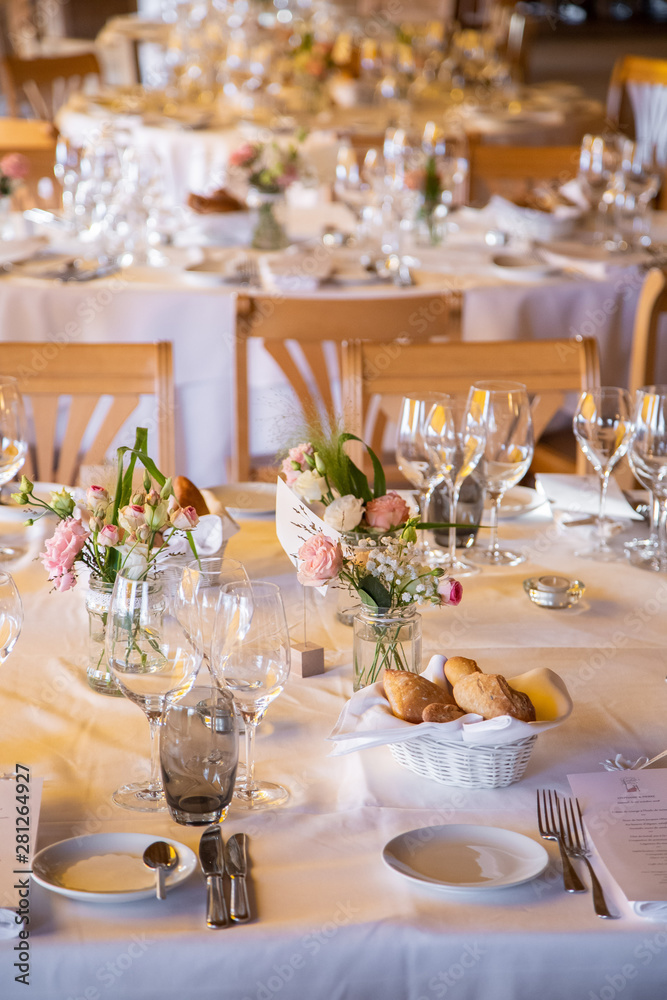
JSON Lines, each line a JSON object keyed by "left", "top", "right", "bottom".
{"left": 228, "top": 139, "right": 303, "bottom": 196}
{"left": 12, "top": 428, "right": 199, "bottom": 592}
{"left": 0, "top": 153, "right": 29, "bottom": 196}
{"left": 290, "top": 34, "right": 335, "bottom": 82}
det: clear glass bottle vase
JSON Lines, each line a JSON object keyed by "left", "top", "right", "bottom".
{"left": 85, "top": 575, "right": 123, "bottom": 697}
{"left": 352, "top": 605, "right": 422, "bottom": 692}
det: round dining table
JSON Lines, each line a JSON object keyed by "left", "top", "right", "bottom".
{"left": 1, "top": 482, "right": 667, "bottom": 999}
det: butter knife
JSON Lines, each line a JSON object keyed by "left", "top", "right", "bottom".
{"left": 225, "top": 833, "right": 251, "bottom": 923}
{"left": 199, "top": 825, "right": 229, "bottom": 928}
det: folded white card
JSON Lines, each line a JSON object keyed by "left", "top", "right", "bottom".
{"left": 569, "top": 770, "right": 667, "bottom": 913}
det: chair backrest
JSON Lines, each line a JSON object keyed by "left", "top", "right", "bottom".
{"left": 0, "top": 117, "right": 59, "bottom": 208}
{"left": 1, "top": 52, "right": 101, "bottom": 121}
{"left": 607, "top": 55, "right": 667, "bottom": 169}
{"left": 628, "top": 267, "right": 667, "bottom": 395}
{"left": 341, "top": 337, "right": 600, "bottom": 474}
{"left": 0, "top": 341, "right": 174, "bottom": 484}
{"left": 468, "top": 142, "right": 580, "bottom": 205}
{"left": 233, "top": 291, "right": 463, "bottom": 481}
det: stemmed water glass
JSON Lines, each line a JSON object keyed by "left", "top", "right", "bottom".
{"left": 180, "top": 557, "right": 249, "bottom": 666}
{"left": 468, "top": 381, "right": 534, "bottom": 567}
{"left": 210, "top": 580, "right": 290, "bottom": 810}
{"left": 578, "top": 134, "right": 620, "bottom": 241}
{"left": 629, "top": 387, "right": 667, "bottom": 573}
{"left": 572, "top": 387, "right": 634, "bottom": 562}
{"left": 396, "top": 393, "right": 449, "bottom": 564}
{"left": 423, "top": 395, "right": 485, "bottom": 575}
{"left": 0, "top": 571, "right": 22, "bottom": 663}
{"left": 105, "top": 574, "right": 202, "bottom": 812}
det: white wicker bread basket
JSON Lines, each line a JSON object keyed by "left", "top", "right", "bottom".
{"left": 388, "top": 732, "right": 538, "bottom": 789}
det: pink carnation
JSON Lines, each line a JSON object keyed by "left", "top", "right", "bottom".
{"left": 281, "top": 442, "right": 314, "bottom": 486}
{"left": 0, "top": 153, "right": 29, "bottom": 181}
{"left": 297, "top": 533, "right": 343, "bottom": 587}
{"left": 364, "top": 492, "right": 410, "bottom": 531}
{"left": 438, "top": 578, "right": 463, "bottom": 606}
{"left": 229, "top": 143, "right": 257, "bottom": 168}
{"left": 41, "top": 517, "right": 89, "bottom": 591}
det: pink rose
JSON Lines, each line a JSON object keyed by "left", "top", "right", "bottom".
{"left": 0, "top": 153, "right": 29, "bottom": 181}
{"left": 364, "top": 492, "right": 410, "bottom": 531}
{"left": 97, "top": 524, "right": 122, "bottom": 547}
{"left": 404, "top": 168, "right": 426, "bottom": 191}
{"left": 119, "top": 504, "right": 145, "bottom": 533}
{"left": 169, "top": 505, "right": 199, "bottom": 530}
{"left": 297, "top": 533, "right": 343, "bottom": 587}
{"left": 438, "top": 578, "right": 463, "bottom": 606}
{"left": 281, "top": 442, "right": 314, "bottom": 486}
{"left": 41, "top": 517, "right": 89, "bottom": 590}
{"left": 229, "top": 143, "right": 257, "bottom": 167}
{"left": 86, "top": 484, "right": 109, "bottom": 513}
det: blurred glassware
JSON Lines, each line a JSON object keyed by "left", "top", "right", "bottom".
{"left": 604, "top": 139, "right": 661, "bottom": 248}
{"left": 625, "top": 456, "right": 661, "bottom": 570}
{"left": 573, "top": 387, "right": 634, "bottom": 562}
{"left": 0, "top": 570, "right": 22, "bottom": 665}
{"left": 578, "top": 134, "right": 621, "bottom": 241}
{"left": 0, "top": 376, "right": 28, "bottom": 559}
{"left": 160, "top": 683, "right": 238, "bottom": 825}
{"left": 468, "top": 380, "right": 534, "bottom": 567}
{"left": 181, "top": 556, "right": 249, "bottom": 664}
{"left": 396, "top": 392, "right": 449, "bottom": 564}
{"left": 629, "top": 386, "right": 667, "bottom": 573}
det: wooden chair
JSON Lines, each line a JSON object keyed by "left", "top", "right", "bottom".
{"left": 1, "top": 52, "right": 101, "bottom": 121}
{"left": 233, "top": 291, "right": 463, "bottom": 481}
{"left": 0, "top": 341, "right": 175, "bottom": 484}
{"left": 628, "top": 267, "right": 667, "bottom": 395}
{"left": 468, "top": 142, "right": 580, "bottom": 205}
{"left": 0, "top": 117, "right": 59, "bottom": 208}
{"left": 340, "top": 337, "right": 600, "bottom": 476}
{"left": 607, "top": 55, "right": 667, "bottom": 205}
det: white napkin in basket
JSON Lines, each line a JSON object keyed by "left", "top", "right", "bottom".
{"left": 328, "top": 655, "right": 573, "bottom": 756}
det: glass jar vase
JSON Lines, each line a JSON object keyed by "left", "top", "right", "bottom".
{"left": 85, "top": 575, "right": 123, "bottom": 697}
{"left": 353, "top": 605, "right": 422, "bottom": 692}
{"left": 247, "top": 189, "right": 288, "bottom": 250}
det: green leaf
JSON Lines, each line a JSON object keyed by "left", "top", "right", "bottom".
{"left": 358, "top": 575, "right": 391, "bottom": 607}
{"left": 338, "top": 433, "right": 386, "bottom": 499}
{"left": 358, "top": 590, "right": 378, "bottom": 608}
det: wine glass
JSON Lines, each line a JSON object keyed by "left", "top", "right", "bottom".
{"left": 468, "top": 381, "right": 534, "bottom": 567}
{"left": 578, "top": 134, "right": 620, "bottom": 241}
{"left": 210, "top": 580, "right": 290, "bottom": 810}
{"left": 423, "top": 395, "right": 485, "bottom": 575}
{"left": 573, "top": 387, "right": 634, "bottom": 562}
{"left": 180, "top": 557, "right": 249, "bottom": 665}
{"left": 629, "top": 386, "right": 667, "bottom": 572}
{"left": 0, "top": 377, "right": 28, "bottom": 559}
{"left": 625, "top": 453, "right": 660, "bottom": 570}
{"left": 397, "top": 393, "right": 449, "bottom": 564}
{"left": 105, "top": 574, "right": 202, "bottom": 812}
{"left": 0, "top": 571, "right": 22, "bottom": 663}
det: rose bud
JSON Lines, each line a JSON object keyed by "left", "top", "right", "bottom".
{"left": 50, "top": 488, "right": 76, "bottom": 518}
{"left": 97, "top": 524, "right": 122, "bottom": 547}
{"left": 118, "top": 504, "right": 146, "bottom": 533}
{"left": 145, "top": 489, "right": 161, "bottom": 507}
{"left": 169, "top": 505, "right": 199, "bottom": 530}
{"left": 144, "top": 501, "right": 168, "bottom": 530}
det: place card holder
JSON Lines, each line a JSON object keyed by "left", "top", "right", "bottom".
{"left": 291, "top": 588, "right": 325, "bottom": 678}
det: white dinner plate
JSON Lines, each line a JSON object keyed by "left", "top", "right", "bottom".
{"left": 31, "top": 833, "right": 197, "bottom": 903}
{"left": 383, "top": 824, "right": 548, "bottom": 892}
{"left": 492, "top": 253, "right": 559, "bottom": 282}
{"left": 206, "top": 482, "right": 276, "bottom": 518}
{"left": 483, "top": 485, "right": 546, "bottom": 521}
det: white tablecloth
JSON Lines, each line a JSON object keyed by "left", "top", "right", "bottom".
{"left": 1, "top": 495, "right": 667, "bottom": 999}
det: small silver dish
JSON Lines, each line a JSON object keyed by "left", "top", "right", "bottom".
{"left": 523, "top": 575, "right": 585, "bottom": 609}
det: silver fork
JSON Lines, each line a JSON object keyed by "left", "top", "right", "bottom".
{"left": 236, "top": 256, "right": 259, "bottom": 286}
{"left": 562, "top": 797, "right": 618, "bottom": 919}
{"left": 536, "top": 788, "right": 586, "bottom": 893}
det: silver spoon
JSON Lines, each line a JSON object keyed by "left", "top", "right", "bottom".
{"left": 143, "top": 841, "right": 178, "bottom": 900}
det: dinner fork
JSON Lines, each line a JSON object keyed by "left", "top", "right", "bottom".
{"left": 536, "top": 788, "right": 586, "bottom": 893}
{"left": 236, "top": 257, "right": 259, "bottom": 286}
{"left": 562, "top": 797, "right": 618, "bottom": 919}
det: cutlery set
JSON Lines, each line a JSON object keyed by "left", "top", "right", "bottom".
{"left": 199, "top": 827, "right": 251, "bottom": 928}
{"left": 536, "top": 788, "right": 617, "bottom": 919}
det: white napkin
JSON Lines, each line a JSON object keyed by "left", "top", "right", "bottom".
{"left": 0, "top": 909, "right": 20, "bottom": 939}
{"left": 327, "top": 654, "right": 573, "bottom": 756}
{"left": 535, "top": 474, "right": 643, "bottom": 521}
{"left": 489, "top": 195, "right": 582, "bottom": 242}
{"left": 559, "top": 178, "right": 591, "bottom": 212}
{"left": 158, "top": 513, "right": 238, "bottom": 560}
{"left": 0, "top": 236, "right": 48, "bottom": 267}
{"left": 258, "top": 249, "right": 332, "bottom": 293}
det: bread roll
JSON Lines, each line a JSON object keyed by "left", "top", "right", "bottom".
{"left": 383, "top": 669, "right": 455, "bottom": 724}
{"left": 453, "top": 673, "right": 536, "bottom": 722}
{"left": 444, "top": 656, "right": 481, "bottom": 687}
{"left": 173, "top": 476, "right": 210, "bottom": 516}
{"left": 187, "top": 188, "right": 244, "bottom": 214}
{"left": 422, "top": 703, "right": 465, "bottom": 724}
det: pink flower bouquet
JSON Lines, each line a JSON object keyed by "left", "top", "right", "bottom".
{"left": 13, "top": 428, "right": 199, "bottom": 591}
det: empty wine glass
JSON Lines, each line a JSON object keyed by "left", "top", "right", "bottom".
{"left": 468, "top": 381, "right": 534, "bottom": 567}
{"left": 578, "top": 134, "right": 620, "bottom": 241}
{"left": 629, "top": 386, "right": 667, "bottom": 572}
{"left": 105, "top": 574, "right": 202, "bottom": 812}
{"left": 180, "top": 557, "right": 249, "bottom": 665}
{"left": 573, "top": 387, "right": 634, "bottom": 562}
{"left": 625, "top": 453, "right": 660, "bottom": 570}
{"left": 210, "top": 580, "right": 290, "bottom": 810}
{"left": 0, "top": 571, "right": 22, "bottom": 663}
{"left": 396, "top": 393, "right": 449, "bottom": 564}
{"left": 423, "top": 395, "right": 485, "bottom": 575}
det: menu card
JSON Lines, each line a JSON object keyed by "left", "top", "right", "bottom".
{"left": 569, "top": 770, "right": 667, "bottom": 902}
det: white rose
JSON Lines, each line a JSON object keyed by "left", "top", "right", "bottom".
{"left": 118, "top": 543, "right": 150, "bottom": 580}
{"left": 323, "top": 494, "right": 364, "bottom": 532}
{"left": 294, "top": 469, "right": 327, "bottom": 503}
